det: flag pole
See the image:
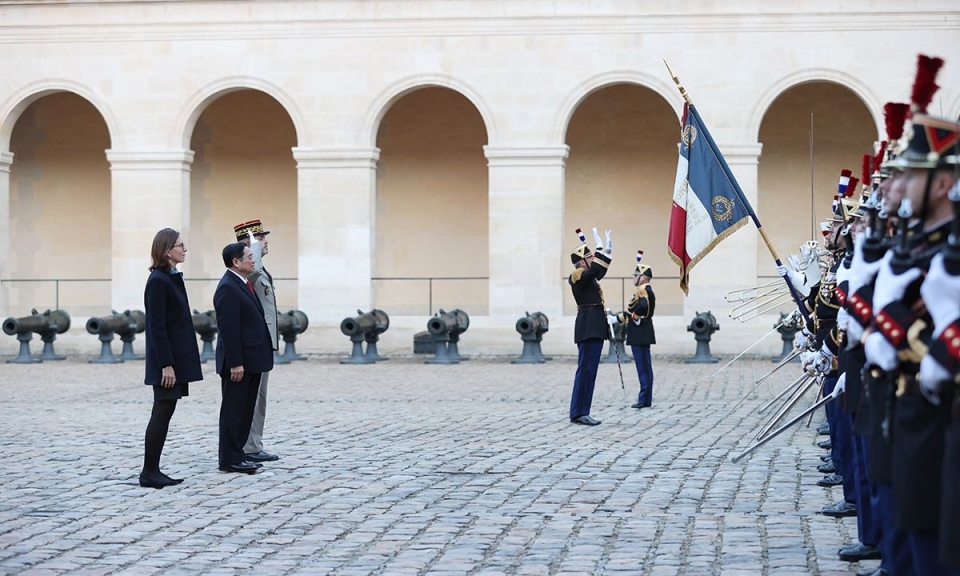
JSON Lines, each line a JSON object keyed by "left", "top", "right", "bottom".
{"left": 663, "top": 61, "right": 813, "bottom": 328}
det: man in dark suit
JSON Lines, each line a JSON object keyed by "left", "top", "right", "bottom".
{"left": 623, "top": 250, "right": 656, "bottom": 409}
{"left": 214, "top": 242, "right": 275, "bottom": 474}
{"left": 568, "top": 227, "right": 612, "bottom": 426}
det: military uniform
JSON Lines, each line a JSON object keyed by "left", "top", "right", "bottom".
{"left": 568, "top": 228, "right": 612, "bottom": 425}
{"left": 623, "top": 251, "right": 656, "bottom": 409}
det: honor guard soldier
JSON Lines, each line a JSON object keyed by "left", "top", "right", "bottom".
{"left": 568, "top": 227, "right": 612, "bottom": 426}
{"left": 622, "top": 250, "right": 656, "bottom": 409}
{"left": 864, "top": 53, "right": 958, "bottom": 576}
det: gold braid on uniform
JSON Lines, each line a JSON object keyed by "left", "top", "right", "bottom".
{"left": 570, "top": 268, "right": 585, "bottom": 284}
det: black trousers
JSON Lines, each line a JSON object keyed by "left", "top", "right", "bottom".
{"left": 218, "top": 371, "right": 262, "bottom": 466}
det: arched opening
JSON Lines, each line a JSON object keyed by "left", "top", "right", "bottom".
{"left": 188, "top": 89, "right": 298, "bottom": 310}
{"left": 8, "top": 92, "right": 112, "bottom": 316}
{"left": 373, "top": 86, "right": 489, "bottom": 315}
{"left": 757, "top": 82, "right": 877, "bottom": 287}
{"left": 563, "top": 83, "right": 682, "bottom": 316}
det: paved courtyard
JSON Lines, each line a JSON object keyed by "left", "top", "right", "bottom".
{"left": 1, "top": 353, "right": 871, "bottom": 575}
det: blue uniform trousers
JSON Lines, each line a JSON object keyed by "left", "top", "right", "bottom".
{"left": 853, "top": 433, "right": 880, "bottom": 547}
{"left": 570, "top": 338, "right": 604, "bottom": 420}
{"left": 836, "top": 409, "right": 857, "bottom": 503}
{"left": 823, "top": 375, "right": 842, "bottom": 471}
{"left": 630, "top": 345, "right": 653, "bottom": 406}
{"left": 877, "top": 483, "right": 914, "bottom": 575}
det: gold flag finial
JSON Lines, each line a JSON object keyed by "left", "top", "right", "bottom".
{"left": 663, "top": 60, "right": 693, "bottom": 106}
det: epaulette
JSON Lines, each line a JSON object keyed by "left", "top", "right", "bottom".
{"left": 569, "top": 268, "right": 585, "bottom": 284}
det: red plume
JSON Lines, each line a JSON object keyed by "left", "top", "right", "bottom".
{"left": 861, "top": 154, "right": 872, "bottom": 185}
{"left": 910, "top": 55, "right": 944, "bottom": 113}
{"left": 846, "top": 177, "right": 860, "bottom": 197}
{"left": 884, "top": 103, "right": 910, "bottom": 141}
{"left": 873, "top": 141, "right": 887, "bottom": 173}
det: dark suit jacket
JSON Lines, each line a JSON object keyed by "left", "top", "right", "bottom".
{"left": 569, "top": 252, "right": 612, "bottom": 343}
{"left": 625, "top": 283, "right": 656, "bottom": 346}
{"left": 143, "top": 268, "right": 203, "bottom": 386}
{"left": 214, "top": 270, "right": 274, "bottom": 376}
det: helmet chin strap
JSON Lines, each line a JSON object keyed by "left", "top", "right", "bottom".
{"left": 919, "top": 169, "right": 934, "bottom": 226}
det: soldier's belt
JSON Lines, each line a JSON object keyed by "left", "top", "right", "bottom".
{"left": 577, "top": 303, "right": 605, "bottom": 310}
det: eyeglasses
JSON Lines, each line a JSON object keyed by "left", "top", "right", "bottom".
{"left": 236, "top": 254, "right": 254, "bottom": 262}
{"left": 172, "top": 243, "right": 186, "bottom": 250}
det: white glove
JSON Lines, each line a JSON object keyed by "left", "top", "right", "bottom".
{"left": 606, "top": 313, "right": 618, "bottom": 326}
{"left": 837, "top": 308, "right": 850, "bottom": 334}
{"left": 800, "top": 351, "right": 817, "bottom": 372}
{"left": 248, "top": 230, "right": 259, "bottom": 244}
{"left": 846, "top": 319, "right": 864, "bottom": 347}
{"left": 604, "top": 229, "right": 613, "bottom": 255}
{"left": 793, "top": 329, "right": 814, "bottom": 351}
{"left": 592, "top": 227, "right": 604, "bottom": 251}
{"left": 777, "top": 265, "right": 809, "bottom": 297}
{"left": 921, "top": 253, "right": 960, "bottom": 339}
{"left": 848, "top": 231, "right": 884, "bottom": 295}
{"left": 873, "top": 251, "right": 923, "bottom": 311}
{"left": 864, "top": 331, "right": 898, "bottom": 371}
{"left": 831, "top": 372, "right": 847, "bottom": 399}
{"left": 811, "top": 345, "right": 834, "bottom": 374}
{"left": 919, "top": 355, "right": 949, "bottom": 406}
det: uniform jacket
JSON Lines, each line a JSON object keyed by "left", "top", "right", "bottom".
{"left": 214, "top": 270, "right": 275, "bottom": 376}
{"left": 569, "top": 252, "right": 611, "bottom": 343}
{"left": 249, "top": 241, "right": 279, "bottom": 351}
{"left": 624, "top": 283, "right": 656, "bottom": 346}
{"left": 143, "top": 268, "right": 203, "bottom": 386}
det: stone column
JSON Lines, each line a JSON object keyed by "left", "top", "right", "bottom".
{"left": 106, "top": 150, "right": 194, "bottom": 311}
{"left": 484, "top": 145, "right": 569, "bottom": 320}
{"left": 0, "top": 151, "right": 13, "bottom": 316}
{"left": 293, "top": 147, "right": 380, "bottom": 322}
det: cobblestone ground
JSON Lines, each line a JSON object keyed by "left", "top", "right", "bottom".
{"left": 0, "top": 354, "right": 873, "bottom": 576}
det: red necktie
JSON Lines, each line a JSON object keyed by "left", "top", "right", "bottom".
{"left": 246, "top": 281, "right": 255, "bottom": 296}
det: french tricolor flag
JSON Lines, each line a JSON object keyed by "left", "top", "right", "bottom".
{"left": 667, "top": 103, "right": 752, "bottom": 295}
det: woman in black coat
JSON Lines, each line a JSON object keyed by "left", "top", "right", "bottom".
{"left": 140, "top": 228, "right": 203, "bottom": 488}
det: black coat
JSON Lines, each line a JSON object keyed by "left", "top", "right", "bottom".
{"left": 143, "top": 269, "right": 203, "bottom": 386}
{"left": 214, "top": 271, "right": 275, "bottom": 376}
{"left": 624, "top": 283, "right": 656, "bottom": 346}
{"left": 569, "top": 252, "right": 611, "bottom": 343}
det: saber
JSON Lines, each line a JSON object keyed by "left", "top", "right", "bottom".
{"left": 756, "top": 375, "right": 818, "bottom": 441}
{"left": 608, "top": 312, "right": 627, "bottom": 401}
{"left": 753, "top": 347, "right": 802, "bottom": 386}
{"left": 731, "top": 381, "right": 842, "bottom": 463}
{"left": 711, "top": 323, "right": 783, "bottom": 377}
{"left": 758, "top": 370, "right": 812, "bottom": 414}
{"left": 804, "top": 376, "right": 827, "bottom": 428}
{"left": 727, "top": 348, "right": 802, "bottom": 414}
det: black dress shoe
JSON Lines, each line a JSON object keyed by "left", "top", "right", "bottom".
{"left": 218, "top": 462, "right": 258, "bottom": 474}
{"left": 158, "top": 471, "right": 184, "bottom": 485}
{"left": 821, "top": 499, "right": 857, "bottom": 517}
{"left": 820, "top": 454, "right": 831, "bottom": 462}
{"left": 838, "top": 543, "right": 881, "bottom": 562}
{"left": 242, "top": 460, "right": 263, "bottom": 468}
{"left": 817, "top": 461, "right": 837, "bottom": 474}
{"left": 857, "top": 567, "right": 888, "bottom": 576}
{"left": 139, "top": 471, "right": 176, "bottom": 489}
{"left": 571, "top": 415, "right": 601, "bottom": 426}
{"left": 630, "top": 403, "right": 644, "bottom": 409}
{"left": 817, "top": 439, "right": 833, "bottom": 449}
{"left": 817, "top": 473, "right": 843, "bottom": 487}
{"left": 245, "top": 451, "right": 279, "bottom": 462}
{"left": 817, "top": 422, "right": 830, "bottom": 435}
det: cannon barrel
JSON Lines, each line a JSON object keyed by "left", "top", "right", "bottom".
{"left": 688, "top": 311, "right": 719, "bottom": 334}
{"left": 192, "top": 310, "right": 218, "bottom": 334}
{"left": 114, "top": 310, "right": 146, "bottom": 337}
{"left": 516, "top": 311, "right": 549, "bottom": 336}
{"left": 427, "top": 309, "right": 465, "bottom": 336}
{"left": 340, "top": 310, "right": 377, "bottom": 337}
{"left": 3, "top": 313, "right": 49, "bottom": 336}
{"left": 86, "top": 314, "right": 129, "bottom": 335}
{"left": 368, "top": 309, "right": 389, "bottom": 335}
{"left": 47, "top": 309, "right": 71, "bottom": 334}
{"left": 279, "top": 310, "right": 309, "bottom": 336}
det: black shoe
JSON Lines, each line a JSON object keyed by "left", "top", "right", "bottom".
{"left": 817, "top": 461, "right": 837, "bottom": 474}
{"left": 241, "top": 460, "right": 263, "bottom": 468}
{"left": 244, "top": 451, "right": 279, "bottom": 462}
{"left": 158, "top": 471, "right": 184, "bottom": 485}
{"left": 139, "top": 471, "right": 176, "bottom": 489}
{"left": 571, "top": 415, "right": 601, "bottom": 426}
{"left": 817, "top": 473, "right": 843, "bottom": 487}
{"left": 820, "top": 454, "right": 831, "bottom": 462}
{"left": 821, "top": 499, "right": 857, "bottom": 518}
{"left": 630, "top": 403, "right": 644, "bottom": 409}
{"left": 817, "top": 422, "right": 830, "bottom": 435}
{"left": 818, "top": 439, "right": 833, "bottom": 449}
{"left": 219, "top": 462, "right": 258, "bottom": 474}
{"left": 838, "top": 543, "right": 881, "bottom": 562}
{"left": 856, "top": 567, "right": 887, "bottom": 576}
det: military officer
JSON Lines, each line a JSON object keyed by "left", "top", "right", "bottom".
{"left": 623, "top": 250, "right": 656, "bottom": 409}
